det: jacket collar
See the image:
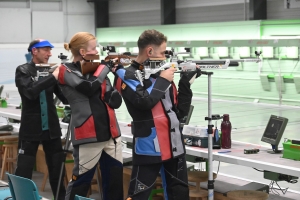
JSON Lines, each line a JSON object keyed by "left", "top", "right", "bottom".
{"left": 73, "top": 61, "right": 82, "bottom": 72}
{"left": 29, "top": 60, "right": 37, "bottom": 69}
{"left": 132, "top": 60, "right": 144, "bottom": 70}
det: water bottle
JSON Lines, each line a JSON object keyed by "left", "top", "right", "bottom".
{"left": 221, "top": 114, "right": 232, "bottom": 149}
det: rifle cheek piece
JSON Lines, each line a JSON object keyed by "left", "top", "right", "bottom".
{"left": 134, "top": 59, "right": 172, "bottom": 86}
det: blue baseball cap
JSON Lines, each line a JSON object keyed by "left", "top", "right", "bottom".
{"left": 28, "top": 39, "right": 54, "bottom": 52}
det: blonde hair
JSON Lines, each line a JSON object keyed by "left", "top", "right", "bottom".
{"left": 64, "top": 32, "right": 96, "bottom": 57}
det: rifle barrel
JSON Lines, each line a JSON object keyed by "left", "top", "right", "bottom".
{"left": 194, "top": 61, "right": 239, "bottom": 67}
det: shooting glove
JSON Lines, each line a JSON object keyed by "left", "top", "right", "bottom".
{"left": 112, "top": 64, "right": 124, "bottom": 75}
{"left": 180, "top": 68, "right": 201, "bottom": 85}
{"left": 104, "top": 89, "right": 122, "bottom": 109}
{"left": 100, "top": 60, "right": 114, "bottom": 71}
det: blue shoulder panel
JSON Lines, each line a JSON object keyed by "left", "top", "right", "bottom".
{"left": 116, "top": 69, "right": 139, "bottom": 92}
{"left": 117, "top": 69, "right": 157, "bottom": 93}
{"left": 146, "top": 77, "right": 156, "bottom": 94}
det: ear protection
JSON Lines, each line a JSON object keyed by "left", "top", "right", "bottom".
{"left": 149, "top": 49, "right": 152, "bottom": 55}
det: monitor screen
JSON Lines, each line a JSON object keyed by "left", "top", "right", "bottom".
{"left": 261, "top": 115, "right": 288, "bottom": 147}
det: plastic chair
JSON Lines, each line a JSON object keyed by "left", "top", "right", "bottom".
{"left": 75, "top": 195, "right": 95, "bottom": 200}
{"left": 0, "top": 187, "right": 11, "bottom": 200}
{"left": 6, "top": 173, "right": 41, "bottom": 200}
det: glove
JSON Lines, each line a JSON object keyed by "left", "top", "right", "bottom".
{"left": 180, "top": 68, "right": 201, "bottom": 84}
{"left": 101, "top": 60, "right": 114, "bottom": 71}
{"left": 104, "top": 89, "right": 122, "bottom": 109}
{"left": 112, "top": 64, "right": 124, "bottom": 75}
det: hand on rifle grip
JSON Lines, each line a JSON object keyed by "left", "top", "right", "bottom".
{"left": 109, "top": 57, "right": 120, "bottom": 72}
{"left": 111, "top": 64, "right": 124, "bottom": 73}
{"left": 111, "top": 57, "right": 119, "bottom": 63}
{"left": 160, "top": 67, "right": 176, "bottom": 82}
{"left": 102, "top": 60, "right": 114, "bottom": 71}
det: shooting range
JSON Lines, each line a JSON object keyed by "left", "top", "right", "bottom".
{"left": 0, "top": 1, "right": 300, "bottom": 200}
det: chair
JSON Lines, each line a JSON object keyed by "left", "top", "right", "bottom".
{"left": 188, "top": 170, "right": 217, "bottom": 200}
{"left": 75, "top": 194, "right": 95, "bottom": 200}
{"left": 0, "top": 187, "right": 11, "bottom": 200}
{"left": 0, "top": 135, "right": 18, "bottom": 180}
{"left": 6, "top": 173, "right": 41, "bottom": 200}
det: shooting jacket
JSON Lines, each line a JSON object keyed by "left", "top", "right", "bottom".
{"left": 15, "top": 61, "right": 68, "bottom": 141}
{"left": 58, "top": 62, "right": 122, "bottom": 146}
{"left": 116, "top": 61, "right": 198, "bottom": 165}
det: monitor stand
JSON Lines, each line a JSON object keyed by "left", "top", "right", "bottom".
{"left": 267, "top": 145, "right": 282, "bottom": 154}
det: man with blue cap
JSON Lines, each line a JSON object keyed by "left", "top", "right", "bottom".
{"left": 14, "top": 39, "right": 67, "bottom": 200}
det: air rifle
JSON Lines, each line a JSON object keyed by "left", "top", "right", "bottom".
{"left": 134, "top": 49, "right": 262, "bottom": 86}
{"left": 81, "top": 46, "right": 135, "bottom": 75}
{"left": 33, "top": 53, "right": 68, "bottom": 80}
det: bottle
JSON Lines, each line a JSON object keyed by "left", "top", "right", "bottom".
{"left": 1, "top": 99, "right": 7, "bottom": 108}
{"left": 221, "top": 114, "right": 232, "bottom": 149}
{"left": 213, "top": 128, "right": 221, "bottom": 149}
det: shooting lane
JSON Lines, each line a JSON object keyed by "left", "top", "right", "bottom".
{"left": 1, "top": 0, "right": 300, "bottom": 200}
{"left": 99, "top": 29, "right": 300, "bottom": 200}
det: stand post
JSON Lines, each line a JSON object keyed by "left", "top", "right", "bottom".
{"left": 181, "top": 53, "right": 261, "bottom": 200}
{"left": 202, "top": 71, "right": 214, "bottom": 200}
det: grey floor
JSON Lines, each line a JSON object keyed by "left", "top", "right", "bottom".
{"left": 1, "top": 83, "right": 300, "bottom": 200}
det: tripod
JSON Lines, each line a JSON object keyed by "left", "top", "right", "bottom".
{"left": 187, "top": 52, "right": 262, "bottom": 200}
{"left": 55, "top": 118, "right": 73, "bottom": 200}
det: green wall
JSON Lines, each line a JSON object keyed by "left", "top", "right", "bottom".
{"left": 97, "top": 19, "right": 300, "bottom": 43}
{"left": 97, "top": 21, "right": 261, "bottom": 43}
{"left": 260, "top": 19, "right": 300, "bottom": 39}
{"left": 99, "top": 20, "right": 300, "bottom": 106}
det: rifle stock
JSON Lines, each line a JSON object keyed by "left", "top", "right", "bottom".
{"left": 81, "top": 54, "right": 134, "bottom": 75}
{"left": 80, "top": 54, "right": 100, "bottom": 75}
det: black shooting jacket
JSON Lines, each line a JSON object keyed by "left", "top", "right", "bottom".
{"left": 15, "top": 61, "right": 68, "bottom": 141}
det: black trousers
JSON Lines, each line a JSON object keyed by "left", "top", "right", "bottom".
{"left": 127, "top": 156, "right": 189, "bottom": 200}
{"left": 15, "top": 137, "right": 66, "bottom": 200}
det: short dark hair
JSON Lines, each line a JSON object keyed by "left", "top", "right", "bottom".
{"left": 27, "top": 39, "right": 40, "bottom": 52}
{"left": 137, "top": 29, "right": 167, "bottom": 50}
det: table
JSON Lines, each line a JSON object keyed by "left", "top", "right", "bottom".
{"left": 1, "top": 105, "right": 300, "bottom": 178}
{"left": 0, "top": 104, "right": 69, "bottom": 129}
{"left": 119, "top": 122, "right": 300, "bottom": 177}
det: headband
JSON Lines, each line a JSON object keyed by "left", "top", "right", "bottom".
{"left": 28, "top": 40, "right": 54, "bottom": 52}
